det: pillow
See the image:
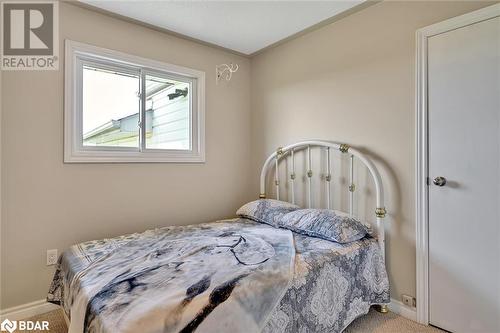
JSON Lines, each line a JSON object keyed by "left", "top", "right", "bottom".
{"left": 236, "top": 199, "right": 300, "bottom": 227}
{"left": 278, "top": 209, "right": 369, "bottom": 243}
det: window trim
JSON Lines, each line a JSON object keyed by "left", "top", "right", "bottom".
{"left": 64, "top": 40, "right": 205, "bottom": 163}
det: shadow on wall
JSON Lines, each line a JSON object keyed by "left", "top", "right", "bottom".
{"left": 355, "top": 145, "right": 410, "bottom": 294}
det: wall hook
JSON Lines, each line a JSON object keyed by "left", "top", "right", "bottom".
{"left": 216, "top": 63, "right": 239, "bottom": 84}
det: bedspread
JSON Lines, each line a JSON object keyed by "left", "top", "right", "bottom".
{"left": 263, "top": 234, "right": 389, "bottom": 333}
{"left": 48, "top": 218, "right": 389, "bottom": 333}
{"left": 48, "top": 219, "right": 295, "bottom": 333}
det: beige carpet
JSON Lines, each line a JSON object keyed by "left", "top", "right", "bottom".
{"left": 345, "top": 309, "right": 444, "bottom": 333}
{"left": 17, "top": 308, "right": 443, "bottom": 333}
{"left": 13, "top": 309, "right": 66, "bottom": 333}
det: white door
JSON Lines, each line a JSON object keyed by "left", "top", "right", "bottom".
{"left": 428, "top": 14, "right": 500, "bottom": 333}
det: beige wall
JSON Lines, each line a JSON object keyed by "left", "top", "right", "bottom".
{"left": 250, "top": 1, "right": 493, "bottom": 302}
{"left": 0, "top": 2, "right": 252, "bottom": 309}
{"left": 1, "top": 0, "right": 495, "bottom": 311}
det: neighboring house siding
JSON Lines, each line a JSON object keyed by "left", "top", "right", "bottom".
{"left": 87, "top": 129, "right": 137, "bottom": 146}
{"left": 83, "top": 83, "right": 190, "bottom": 149}
{"left": 148, "top": 84, "right": 189, "bottom": 150}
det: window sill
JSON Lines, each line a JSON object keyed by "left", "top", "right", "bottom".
{"left": 63, "top": 150, "right": 205, "bottom": 163}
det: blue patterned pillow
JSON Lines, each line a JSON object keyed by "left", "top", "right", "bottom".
{"left": 236, "top": 199, "right": 300, "bottom": 227}
{"left": 278, "top": 209, "right": 369, "bottom": 243}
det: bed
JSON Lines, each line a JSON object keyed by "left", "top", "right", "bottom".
{"left": 48, "top": 140, "right": 390, "bottom": 333}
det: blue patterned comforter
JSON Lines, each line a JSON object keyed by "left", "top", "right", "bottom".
{"left": 264, "top": 233, "right": 389, "bottom": 332}
{"left": 48, "top": 218, "right": 389, "bottom": 333}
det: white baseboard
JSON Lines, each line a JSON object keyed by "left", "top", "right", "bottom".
{"left": 0, "top": 299, "right": 59, "bottom": 321}
{"left": 389, "top": 298, "right": 417, "bottom": 322}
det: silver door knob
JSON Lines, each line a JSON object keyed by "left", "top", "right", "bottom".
{"left": 433, "top": 176, "right": 447, "bottom": 186}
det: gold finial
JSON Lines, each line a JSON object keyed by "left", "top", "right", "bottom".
{"left": 376, "top": 207, "right": 386, "bottom": 218}
{"left": 259, "top": 194, "right": 266, "bottom": 199}
{"left": 349, "top": 184, "right": 356, "bottom": 192}
{"left": 339, "top": 144, "right": 350, "bottom": 153}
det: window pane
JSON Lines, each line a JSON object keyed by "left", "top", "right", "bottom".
{"left": 145, "top": 74, "right": 190, "bottom": 150}
{"left": 82, "top": 65, "right": 140, "bottom": 148}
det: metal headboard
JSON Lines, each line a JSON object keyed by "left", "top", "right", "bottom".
{"left": 259, "top": 140, "right": 386, "bottom": 259}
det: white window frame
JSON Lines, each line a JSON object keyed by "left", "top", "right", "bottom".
{"left": 64, "top": 40, "right": 205, "bottom": 163}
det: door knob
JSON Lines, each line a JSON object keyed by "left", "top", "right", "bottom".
{"left": 433, "top": 176, "right": 447, "bottom": 186}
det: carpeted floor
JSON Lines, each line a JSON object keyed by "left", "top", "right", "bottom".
{"left": 344, "top": 309, "right": 444, "bottom": 333}
{"left": 16, "top": 308, "right": 444, "bottom": 333}
{"left": 13, "top": 309, "right": 66, "bottom": 333}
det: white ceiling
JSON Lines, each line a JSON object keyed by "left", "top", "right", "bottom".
{"left": 81, "top": 1, "right": 365, "bottom": 55}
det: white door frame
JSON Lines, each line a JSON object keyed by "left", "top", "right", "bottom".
{"left": 415, "top": 3, "right": 500, "bottom": 325}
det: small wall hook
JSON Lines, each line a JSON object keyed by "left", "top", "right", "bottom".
{"left": 216, "top": 63, "right": 239, "bottom": 84}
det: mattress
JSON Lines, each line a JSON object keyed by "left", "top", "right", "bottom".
{"left": 48, "top": 218, "right": 389, "bottom": 333}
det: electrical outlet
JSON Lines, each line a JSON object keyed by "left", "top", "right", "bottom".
{"left": 46, "top": 249, "right": 58, "bottom": 266}
{"left": 402, "top": 294, "right": 416, "bottom": 308}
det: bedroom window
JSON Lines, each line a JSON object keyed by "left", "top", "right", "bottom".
{"left": 64, "top": 40, "right": 205, "bottom": 163}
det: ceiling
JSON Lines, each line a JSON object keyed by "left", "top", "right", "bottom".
{"left": 80, "top": 1, "right": 366, "bottom": 55}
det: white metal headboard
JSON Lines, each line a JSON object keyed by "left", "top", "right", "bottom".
{"left": 259, "top": 140, "right": 386, "bottom": 258}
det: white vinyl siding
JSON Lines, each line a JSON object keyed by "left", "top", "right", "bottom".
{"left": 147, "top": 83, "right": 190, "bottom": 150}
